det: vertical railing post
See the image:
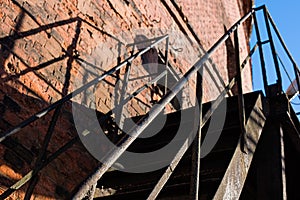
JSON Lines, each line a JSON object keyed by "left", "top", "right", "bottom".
{"left": 253, "top": 11, "right": 269, "bottom": 97}
{"left": 293, "top": 62, "right": 300, "bottom": 95}
{"left": 164, "top": 37, "right": 169, "bottom": 95}
{"left": 263, "top": 6, "right": 282, "bottom": 93}
{"left": 234, "top": 29, "right": 247, "bottom": 152}
{"left": 190, "top": 70, "right": 203, "bottom": 199}
{"left": 267, "top": 10, "right": 300, "bottom": 94}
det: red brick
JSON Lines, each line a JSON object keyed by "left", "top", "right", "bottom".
{"left": 0, "top": 0, "right": 253, "bottom": 198}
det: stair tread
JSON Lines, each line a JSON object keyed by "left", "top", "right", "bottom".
{"left": 95, "top": 92, "right": 265, "bottom": 199}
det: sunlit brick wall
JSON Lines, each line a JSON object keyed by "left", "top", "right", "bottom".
{"left": 0, "top": 0, "right": 253, "bottom": 198}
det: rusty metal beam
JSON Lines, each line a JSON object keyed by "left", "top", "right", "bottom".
{"left": 189, "top": 71, "right": 203, "bottom": 200}
{"left": 146, "top": 137, "right": 190, "bottom": 200}
{"left": 213, "top": 94, "right": 266, "bottom": 200}
{"left": 164, "top": 37, "right": 170, "bottom": 95}
{"left": 234, "top": 29, "right": 247, "bottom": 153}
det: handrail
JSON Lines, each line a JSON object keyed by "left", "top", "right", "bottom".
{"left": 73, "top": 8, "right": 256, "bottom": 199}
{"left": 0, "top": 34, "right": 171, "bottom": 199}
{"left": 0, "top": 35, "right": 169, "bottom": 142}
{"left": 253, "top": 9, "right": 269, "bottom": 97}
{"left": 277, "top": 54, "right": 297, "bottom": 93}
{"left": 1, "top": 4, "right": 300, "bottom": 199}
{"left": 263, "top": 6, "right": 282, "bottom": 92}
{"left": 253, "top": 6, "right": 300, "bottom": 97}
{"left": 267, "top": 11, "right": 300, "bottom": 73}
{"left": 75, "top": 5, "right": 300, "bottom": 198}
{"left": 146, "top": 41, "right": 259, "bottom": 200}
{"left": 266, "top": 9, "right": 300, "bottom": 94}
{"left": 146, "top": 5, "right": 300, "bottom": 199}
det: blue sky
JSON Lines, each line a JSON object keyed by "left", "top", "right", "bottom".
{"left": 251, "top": 1, "right": 300, "bottom": 90}
{"left": 253, "top": 1, "right": 300, "bottom": 63}
{"left": 256, "top": 1, "right": 300, "bottom": 57}
{"left": 250, "top": 1, "right": 300, "bottom": 113}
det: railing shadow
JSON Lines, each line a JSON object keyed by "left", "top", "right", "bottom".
{"left": 0, "top": 0, "right": 126, "bottom": 104}
{"left": 0, "top": 83, "right": 110, "bottom": 199}
{"left": 0, "top": 1, "right": 131, "bottom": 199}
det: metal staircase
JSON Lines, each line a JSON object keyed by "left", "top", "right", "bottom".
{"left": 1, "top": 5, "right": 300, "bottom": 200}
{"left": 94, "top": 91, "right": 265, "bottom": 199}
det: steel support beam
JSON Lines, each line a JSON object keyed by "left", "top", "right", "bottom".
{"left": 213, "top": 94, "right": 266, "bottom": 199}
{"left": 263, "top": 6, "right": 282, "bottom": 92}
{"left": 189, "top": 71, "right": 203, "bottom": 199}
{"left": 234, "top": 29, "right": 247, "bottom": 153}
{"left": 256, "top": 119, "right": 286, "bottom": 200}
{"left": 253, "top": 11, "right": 269, "bottom": 97}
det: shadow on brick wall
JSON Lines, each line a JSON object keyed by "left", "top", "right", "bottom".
{"left": 0, "top": 1, "right": 182, "bottom": 198}
{"left": 0, "top": 82, "right": 103, "bottom": 199}
{"left": 0, "top": 1, "right": 131, "bottom": 198}
{"left": 0, "top": 0, "right": 126, "bottom": 102}
{"left": 224, "top": 25, "right": 238, "bottom": 95}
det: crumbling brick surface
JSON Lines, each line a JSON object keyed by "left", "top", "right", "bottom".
{"left": 0, "top": 0, "right": 253, "bottom": 198}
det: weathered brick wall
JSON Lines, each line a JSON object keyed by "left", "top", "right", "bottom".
{"left": 175, "top": 0, "right": 253, "bottom": 95}
{"left": 0, "top": 0, "right": 253, "bottom": 198}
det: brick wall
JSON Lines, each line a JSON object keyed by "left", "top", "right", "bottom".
{"left": 0, "top": 0, "right": 253, "bottom": 198}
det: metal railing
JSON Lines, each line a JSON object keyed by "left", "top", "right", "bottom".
{"left": 74, "top": 6, "right": 258, "bottom": 199}
{"left": 0, "top": 4, "right": 299, "bottom": 199}
{"left": 0, "top": 35, "right": 172, "bottom": 199}
{"left": 253, "top": 6, "right": 300, "bottom": 98}
{"left": 146, "top": 6, "right": 300, "bottom": 199}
